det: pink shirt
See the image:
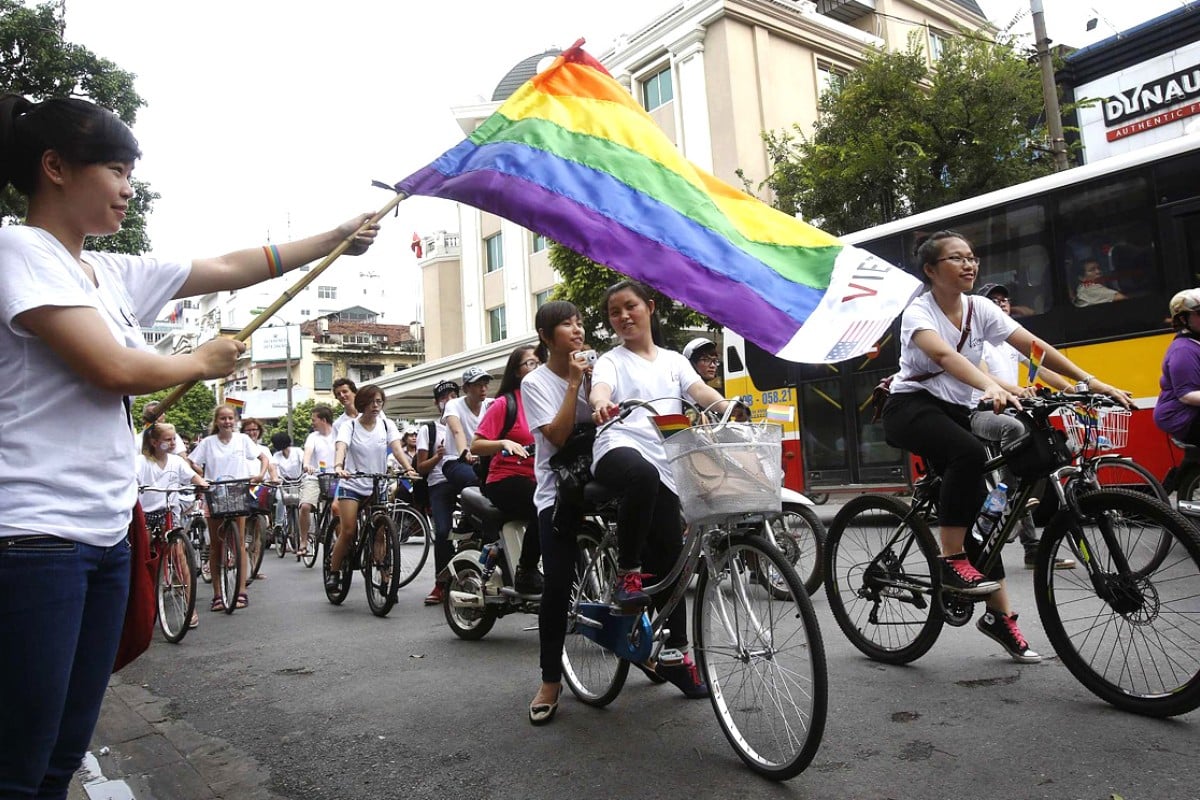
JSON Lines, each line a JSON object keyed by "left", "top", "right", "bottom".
{"left": 474, "top": 390, "right": 534, "bottom": 483}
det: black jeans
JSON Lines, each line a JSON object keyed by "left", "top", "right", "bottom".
{"left": 537, "top": 506, "right": 576, "bottom": 683}
{"left": 593, "top": 447, "right": 688, "bottom": 648}
{"left": 483, "top": 476, "right": 540, "bottom": 571}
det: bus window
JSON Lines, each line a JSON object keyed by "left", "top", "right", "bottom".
{"left": 1059, "top": 175, "right": 1160, "bottom": 306}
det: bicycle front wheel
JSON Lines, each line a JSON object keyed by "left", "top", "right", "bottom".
{"left": 391, "top": 505, "right": 431, "bottom": 589}
{"left": 760, "top": 502, "right": 825, "bottom": 597}
{"left": 301, "top": 511, "right": 322, "bottom": 569}
{"left": 245, "top": 514, "right": 266, "bottom": 582}
{"left": 322, "top": 517, "right": 351, "bottom": 605}
{"left": 286, "top": 507, "right": 300, "bottom": 557}
{"left": 695, "top": 533, "right": 827, "bottom": 781}
{"left": 364, "top": 514, "right": 401, "bottom": 617}
{"left": 218, "top": 520, "right": 242, "bottom": 615}
{"left": 157, "top": 531, "right": 197, "bottom": 643}
{"left": 1036, "top": 488, "right": 1200, "bottom": 717}
{"left": 192, "top": 518, "right": 212, "bottom": 584}
{"left": 561, "top": 522, "right": 629, "bottom": 707}
{"left": 824, "top": 494, "right": 944, "bottom": 664}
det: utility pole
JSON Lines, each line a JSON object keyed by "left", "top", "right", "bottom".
{"left": 284, "top": 325, "right": 295, "bottom": 441}
{"left": 1031, "top": 0, "right": 1070, "bottom": 171}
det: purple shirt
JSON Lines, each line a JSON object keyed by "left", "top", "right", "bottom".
{"left": 1154, "top": 335, "right": 1200, "bottom": 438}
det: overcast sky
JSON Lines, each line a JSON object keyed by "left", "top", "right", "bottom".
{"left": 58, "top": 0, "right": 1192, "bottom": 322}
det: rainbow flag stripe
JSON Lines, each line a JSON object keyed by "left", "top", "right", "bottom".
{"left": 651, "top": 414, "right": 692, "bottom": 439}
{"left": 1028, "top": 341, "right": 1045, "bottom": 383}
{"left": 397, "top": 42, "right": 919, "bottom": 362}
{"left": 766, "top": 403, "right": 795, "bottom": 423}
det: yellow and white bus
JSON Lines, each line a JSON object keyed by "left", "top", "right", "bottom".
{"left": 725, "top": 133, "right": 1200, "bottom": 498}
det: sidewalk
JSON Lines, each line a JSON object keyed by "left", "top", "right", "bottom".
{"left": 69, "top": 674, "right": 280, "bottom": 800}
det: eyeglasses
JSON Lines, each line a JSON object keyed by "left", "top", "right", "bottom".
{"left": 520, "top": 359, "right": 541, "bottom": 369}
{"left": 697, "top": 355, "right": 721, "bottom": 365}
{"left": 242, "top": 428, "right": 260, "bottom": 434}
{"left": 367, "top": 397, "right": 385, "bottom": 406}
{"left": 990, "top": 296, "right": 1010, "bottom": 305}
{"left": 936, "top": 255, "right": 981, "bottom": 267}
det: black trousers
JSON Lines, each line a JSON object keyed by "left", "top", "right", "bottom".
{"left": 482, "top": 476, "right": 540, "bottom": 570}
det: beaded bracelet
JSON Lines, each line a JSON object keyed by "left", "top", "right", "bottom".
{"left": 263, "top": 244, "right": 284, "bottom": 279}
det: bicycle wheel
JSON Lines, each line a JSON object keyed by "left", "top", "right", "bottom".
{"left": 274, "top": 521, "right": 287, "bottom": 558}
{"left": 391, "top": 505, "right": 431, "bottom": 590}
{"left": 561, "top": 522, "right": 629, "bottom": 707}
{"left": 1177, "top": 465, "right": 1200, "bottom": 503}
{"left": 695, "top": 533, "right": 827, "bottom": 781}
{"left": 321, "top": 517, "right": 352, "bottom": 605}
{"left": 1092, "top": 457, "right": 1168, "bottom": 501}
{"left": 760, "top": 502, "right": 825, "bottom": 597}
{"left": 218, "top": 519, "right": 243, "bottom": 615}
{"left": 193, "top": 518, "right": 212, "bottom": 584}
{"left": 245, "top": 515, "right": 266, "bottom": 581}
{"left": 301, "top": 510, "right": 322, "bottom": 569}
{"left": 1035, "top": 488, "right": 1200, "bottom": 717}
{"left": 443, "top": 560, "right": 497, "bottom": 640}
{"left": 364, "top": 514, "right": 401, "bottom": 617}
{"left": 824, "top": 494, "right": 944, "bottom": 664}
{"left": 287, "top": 507, "right": 300, "bottom": 557}
{"left": 157, "top": 531, "right": 198, "bottom": 643}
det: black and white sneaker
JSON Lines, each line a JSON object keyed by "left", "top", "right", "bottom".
{"left": 939, "top": 554, "right": 1000, "bottom": 596}
{"left": 977, "top": 610, "right": 1042, "bottom": 663}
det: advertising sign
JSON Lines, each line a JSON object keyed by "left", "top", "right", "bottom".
{"left": 251, "top": 325, "right": 302, "bottom": 363}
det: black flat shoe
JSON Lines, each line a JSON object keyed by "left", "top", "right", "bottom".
{"left": 529, "top": 686, "right": 562, "bottom": 726}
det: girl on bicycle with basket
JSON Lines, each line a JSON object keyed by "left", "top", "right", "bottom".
{"left": 328, "top": 385, "right": 419, "bottom": 595}
{"left": 590, "top": 280, "right": 728, "bottom": 697}
{"left": 881, "top": 231, "right": 1129, "bottom": 662}
{"left": 191, "top": 405, "right": 271, "bottom": 611}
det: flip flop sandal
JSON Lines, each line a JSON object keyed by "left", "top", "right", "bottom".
{"left": 210, "top": 597, "right": 225, "bottom": 612}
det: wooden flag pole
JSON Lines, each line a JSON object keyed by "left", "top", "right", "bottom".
{"left": 151, "top": 190, "right": 408, "bottom": 419}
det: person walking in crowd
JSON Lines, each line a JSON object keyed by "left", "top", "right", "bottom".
{"left": 590, "top": 280, "right": 729, "bottom": 698}
{"left": 191, "top": 405, "right": 271, "bottom": 608}
{"left": 299, "top": 404, "right": 337, "bottom": 556}
{"left": 442, "top": 366, "right": 493, "bottom": 491}
{"left": 327, "top": 385, "right": 418, "bottom": 593}
{"left": 520, "top": 301, "right": 595, "bottom": 723}
{"left": 471, "top": 345, "right": 544, "bottom": 595}
{"left": 1154, "top": 289, "right": 1200, "bottom": 446}
{"left": 137, "top": 422, "right": 208, "bottom": 629}
{"left": 0, "top": 91, "right": 378, "bottom": 796}
{"left": 416, "top": 380, "right": 459, "bottom": 605}
{"left": 881, "top": 231, "right": 1128, "bottom": 663}
{"left": 970, "top": 283, "right": 1075, "bottom": 570}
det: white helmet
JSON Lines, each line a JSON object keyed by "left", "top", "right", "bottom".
{"left": 1169, "top": 289, "right": 1200, "bottom": 318}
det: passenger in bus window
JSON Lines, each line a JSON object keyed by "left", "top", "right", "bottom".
{"left": 1073, "top": 258, "right": 1128, "bottom": 307}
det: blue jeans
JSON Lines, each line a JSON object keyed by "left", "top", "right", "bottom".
{"left": 0, "top": 535, "right": 131, "bottom": 799}
{"left": 428, "top": 481, "right": 458, "bottom": 577}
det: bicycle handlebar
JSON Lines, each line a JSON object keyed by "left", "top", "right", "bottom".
{"left": 973, "top": 388, "right": 1125, "bottom": 416}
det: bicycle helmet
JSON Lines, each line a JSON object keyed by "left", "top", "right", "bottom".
{"left": 1169, "top": 289, "right": 1200, "bottom": 319}
{"left": 433, "top": 379, "right": 460, "bottom": 400}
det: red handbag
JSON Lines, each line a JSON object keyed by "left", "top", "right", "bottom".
{"left": 113, "top": 502, "right": 159, "bottom": 673}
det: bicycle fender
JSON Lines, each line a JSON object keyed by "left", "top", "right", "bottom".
{"left": 780, "top": 487, "right": 814, "bottom": 506}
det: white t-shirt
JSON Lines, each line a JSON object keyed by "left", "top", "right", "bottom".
{"left": 190, "top": 433, "right": 261, "bottom": 481}
{"left": 891, "top": 293, "right": 1018, "bottom": 407}
{"left": 304, "top": 429, "right": 336, "bottom": 472}
{"left": 416, "top": 420, "right": 449, "bottom": 487}
{"left": 333, "top": 409, "right": 358, "bottom": 438}
{"left": 336, "top": 416, "right": 400, "bottom": 496}
{"left": 591, "top": 346, "right": 703, "bottom": 493}
{"left": 0, "top": 226, "right": 189, "bottom": 545}
{"left": 521, "top": 365, "right": 592, "bottom": 512}
{"left": 136, "top": 454, "right": 196, "bottom": 514}
{"left": 970, "top": 340, "right": 1029, "bottom": 406}
{"left": 441, "top": 396, "right": 492, "bottom": 463}
{"left": 272, "top": 448, "right": 304, "bottom": 481}
{"left": 248, "top": 442, "right": 271, "bottom": 477}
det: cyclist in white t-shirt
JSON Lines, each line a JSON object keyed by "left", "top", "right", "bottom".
{"left": 590, "top": 280, "right": 728, "bottom": 698}
{"left": 441, "top": 366, "right": 492, "bottom": 492}
{"left": 0, "top": 91, "right": 381, "bottom": 795}
{"left": 300, "top": 404, "right": 337, "bottom": 555}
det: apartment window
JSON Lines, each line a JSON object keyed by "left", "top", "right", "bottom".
{"left": 318, "top": 285, "right": 337, "bottom": 300}
{"left": 485, "top": 233, "right": 504, "bottom": 273}
{"left": 641, "top": 64, "right": 673, "bottom": 111}
{"left": 816, "top": 61, "right": 848, "bottom": 99}
{"left": 487, "top": 305, "right": 507, "bottom": 343}
{"left": 533, "top": 289, "right": 552, "bottom": 309}
{"left": 929, "top": 30, "right": 949, "bottom": 62}
{"left": 531, "top": 233, "right": 548, "bottom": 253}
{"left": 314, "top": 362, "right": 333, "bottom": 390}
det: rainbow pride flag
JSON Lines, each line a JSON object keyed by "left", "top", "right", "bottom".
{"left": 766, "top": 403, "right": 795, "bottom": 424}
{"left": 651, "top": 414, "right": 692, "bottom": 439}
{"left": 1028, "top": 341, "right": 1045, "bottom": 383}
{"left": 397, "top": 42, "right": 920, "bottom": 363}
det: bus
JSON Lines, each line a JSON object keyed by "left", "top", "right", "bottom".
{"left": 725, "top": 133, "right": 1200, "bottom": 498}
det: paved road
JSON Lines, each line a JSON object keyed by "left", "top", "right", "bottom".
{"left": 75, "top": 509, "right": 1199, "bottom": 800}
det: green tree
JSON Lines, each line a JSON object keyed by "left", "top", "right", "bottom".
{"left": 1, "top": 0, "right": 156, "bottom": 253}
{"left": 266, "top": 398, "right": 316, "bottom": 446}
{"left": 548, "top": 243, "right": 713, "bottom": 350}
{"left": 132, "top": 383, "right": 217, "bottom": 445}
{"left": 760, "top": 33, "right": 1067, "bottom": 236}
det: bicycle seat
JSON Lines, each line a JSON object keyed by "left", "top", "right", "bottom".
{"left": 583, "top": 482, "right": 617, "bottom": 508}
{"left": 459, "top": 487, "right": 510, "bottom": 525}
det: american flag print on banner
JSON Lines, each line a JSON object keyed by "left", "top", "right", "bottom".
{"left": 824, "top": 318, "right": 895, "bottom": 362}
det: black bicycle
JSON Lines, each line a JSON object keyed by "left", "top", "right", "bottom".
{"left": 824, "top": 390, "right": 1200, "bottom": 718}
{"left": 321, "top": 473, "right": 402, "bottom": 617}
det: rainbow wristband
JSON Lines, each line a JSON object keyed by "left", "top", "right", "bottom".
{"left": 263, "top": 245, "right": 284, "bottom": 279}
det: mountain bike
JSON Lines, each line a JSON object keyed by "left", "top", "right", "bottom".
{"left": 274, "top": 478, "right": 303, "bottom": 559}
{"left": 138, "top": 486, "right": 199, "bottom": 643}
{"left": 321, "top": 473, "right": 402, "bottom": 617}
{"left": 561, "top": 400, "right": 827, "bottom": 780}
{"left": 298, "top": 473, "right": 338, "bottom": 569}
{"left": 824, "top": 390, "right": 1200, "bottom": 717}
{"left": 387, "top": 477, "right": 431, "bottom": 590}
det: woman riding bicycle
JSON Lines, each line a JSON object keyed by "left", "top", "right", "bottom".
{"left": 590, "top": 280, "right": 728, "bottom": 697}
{"left": 328, "top": 384, "right": 418, "bottom": 594}
{"left": 471, "top": 344, "right": 544, "bottom": 595}
{"left": 881, "top": 230, "right": 1129, "bottom": 663}
{"left": 1154, "top": 289, "right": 1200, "bottom": 447}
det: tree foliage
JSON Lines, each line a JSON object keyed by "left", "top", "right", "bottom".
{"left": 0, "top": 0, "right": 155, "bottom": 253}
{"left": 266, "top": 398, "right": 316, "bottom": 446}
{"left": 761, "top": 33, "right": 1066, "bottom": 236}
{"left": 132, "top": 383, "right": 217, "bottom": 445}
{"left": 548, "top": 242, "right": 713, "bottom": 350}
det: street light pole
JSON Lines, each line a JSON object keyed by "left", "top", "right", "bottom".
{"left": 1031, "top": 0, "right": 1070, "bottom": 172}
{"left": 285, "top": 325, "right": 294, "bottom": 441}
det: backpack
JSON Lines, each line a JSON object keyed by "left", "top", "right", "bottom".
{"left": 411, "top": 420, "right": 438, "bottom": 511}
{"left": 870, "top": 297, "right": 974, "bottom": 423}
{"left": 474, "top": 391, "right": 519, "bottom": 484}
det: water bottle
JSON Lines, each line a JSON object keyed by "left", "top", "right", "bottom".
{"left": 971, "top": 483, "right": 1008, "bottom": 543}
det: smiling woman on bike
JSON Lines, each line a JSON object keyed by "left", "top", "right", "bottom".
{"left": 882, "top": 231, "right": 1129, "bottom": 663}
